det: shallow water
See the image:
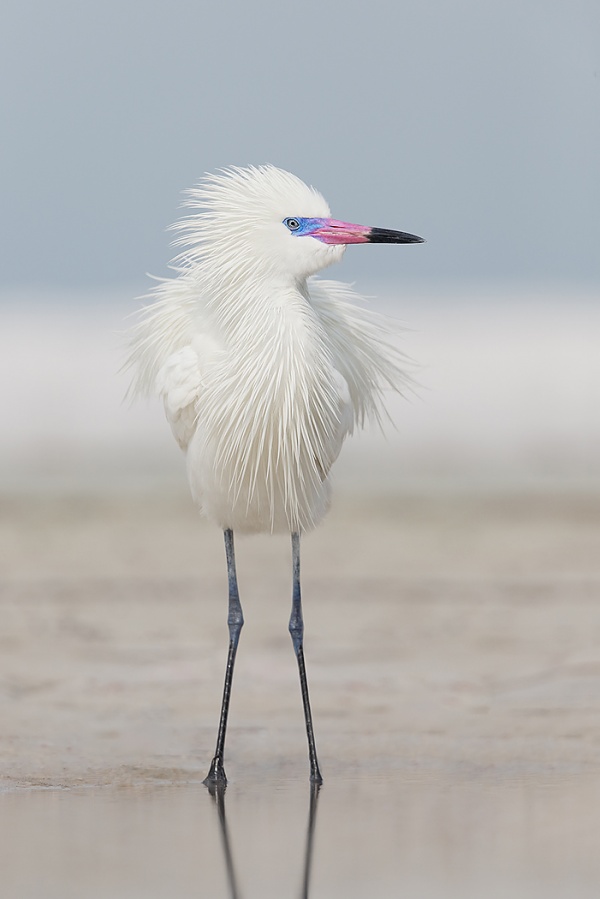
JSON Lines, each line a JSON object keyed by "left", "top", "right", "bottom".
{"left": 3, "top": 771, "right": 600, "bottom": 898}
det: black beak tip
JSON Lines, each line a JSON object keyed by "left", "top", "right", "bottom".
{"left": 368, "top": 227, "right": 426, "bottom": 245}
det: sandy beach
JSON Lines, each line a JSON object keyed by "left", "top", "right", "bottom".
{"left": 1, "top": 489, "right": 599, "bottom": 896}
{"left": 3, "top": 489, "right": 600, "bottom": 788}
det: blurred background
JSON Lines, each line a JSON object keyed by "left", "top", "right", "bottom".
{"left": 1, "top": 0, "right": 598, "bottom": 494}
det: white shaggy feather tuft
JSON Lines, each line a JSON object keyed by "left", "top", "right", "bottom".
{"left": 125, "top": 165, "right": 412, "bottom": 533}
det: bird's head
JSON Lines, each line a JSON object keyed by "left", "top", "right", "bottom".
{"left": 172, "top": 165, "right": 423, "bottom": 285}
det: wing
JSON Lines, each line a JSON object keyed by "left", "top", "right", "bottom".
{"left": 155, "top": 345, "right": 202, "bottom": 450}
{"left": 307, "top": 277, "right": 413, "bottom": 431}
{"left": 125, "top": 275, "right": 215, "bottom": 450}
{"left": 124, "top": 275, "right": 198, "bottom": 400}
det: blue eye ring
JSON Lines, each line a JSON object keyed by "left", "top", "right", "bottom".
{"left": 283, "top": 217, "right": 301, "bottom": 232}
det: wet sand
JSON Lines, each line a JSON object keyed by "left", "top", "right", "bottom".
{"left": 1, "top": 490, "right": 600, "bottom": 896}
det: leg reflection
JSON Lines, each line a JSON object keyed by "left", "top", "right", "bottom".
{"left": 206, "top": 781, "right": 322, "bottom": 898}
{"left": 300, "top": 783, "right": 321, "bottom": 899}
{"left": 206, "top": 782, "right": 240, "bottom": 899}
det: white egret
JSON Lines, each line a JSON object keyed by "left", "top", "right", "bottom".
{"left": 127, "top": 165, "right": 424, "bottom": 785}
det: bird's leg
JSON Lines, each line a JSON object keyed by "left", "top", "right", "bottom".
{"left": 289, "top": 532, "right": 323, "bottom": 785}
{"left": 204, "top": 529, "right": 244, "bottom": 787}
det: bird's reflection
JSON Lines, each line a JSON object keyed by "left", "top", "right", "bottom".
{"left": 206, "top": 782, "right": 241, "bottom": 899}
{"left": 206, "top": 782, "right": 321, "bottom": 898}
{"left": 299, "top": 783, "right": 320, "bottom": 899}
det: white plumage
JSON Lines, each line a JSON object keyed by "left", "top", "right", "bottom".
{"left": 126, "top": 164, "right": 424, "bottom": 785}
{"left": 126, "top": 165, "right": 414, "bottom": 534}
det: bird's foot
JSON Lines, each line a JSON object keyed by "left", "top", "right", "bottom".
{"left": 203, "top": 756, "right": 228, "bottom": 789}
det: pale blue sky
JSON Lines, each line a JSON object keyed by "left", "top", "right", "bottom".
{"left": 1, "top": 0, "right": 598, "bottom": 289}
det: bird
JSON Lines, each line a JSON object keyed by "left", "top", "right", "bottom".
{"left": 126, "top": 164, "right": 424, "bottom": 786}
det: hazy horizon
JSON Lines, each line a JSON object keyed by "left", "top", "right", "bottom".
{"left": 1, "top": 284, "right": 598, "bottom": 493}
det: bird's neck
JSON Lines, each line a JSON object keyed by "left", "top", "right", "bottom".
{"left": 202, "top": 275, "right": 335, "bottom": 409}
{"left": 207, "top": 274, "right": 318, "bottom": 348}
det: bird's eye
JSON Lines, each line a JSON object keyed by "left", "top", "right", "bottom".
{"left": 283, "top": 217, "right": 301, "bottom": 232}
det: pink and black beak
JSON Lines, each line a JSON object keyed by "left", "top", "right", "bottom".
{"left": 283, "top": 216, "right": 424, "bottom": 245}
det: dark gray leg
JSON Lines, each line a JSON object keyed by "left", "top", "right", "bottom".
{"left": 204, "top": 529, "right": 244, "bottom": 787}
{"left": 289, "top": 532, "right": 323, "bottom": 785}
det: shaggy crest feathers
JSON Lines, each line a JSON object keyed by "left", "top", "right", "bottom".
{"left": 125, "top": 165, "right": 412, "bottom": 533}
{"left": 171, "top": 165, "right": 330, "bottom": 278}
